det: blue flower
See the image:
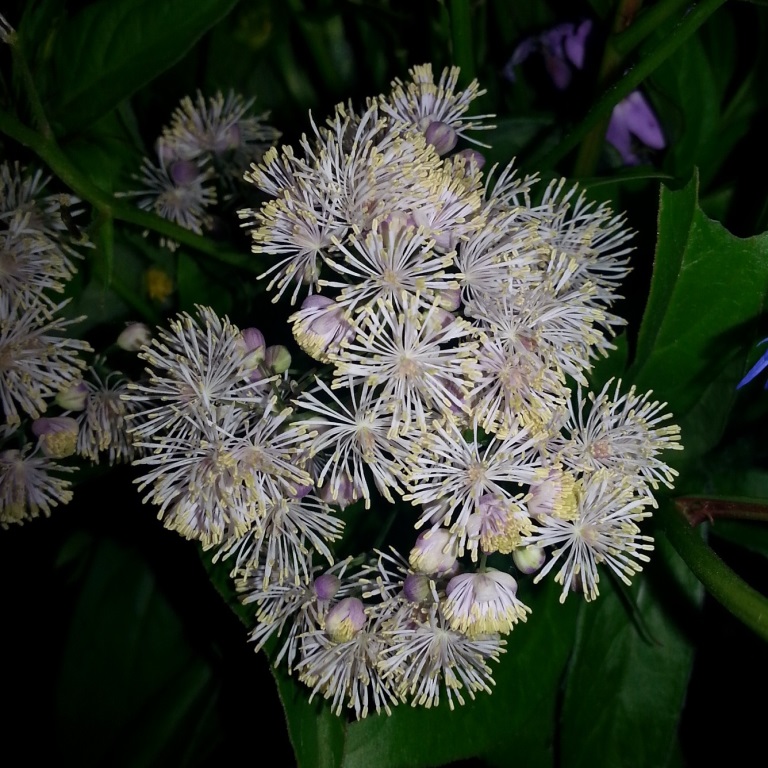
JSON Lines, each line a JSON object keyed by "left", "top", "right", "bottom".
{"left": 737, "top": 338, "right": 768, "bottom": 390}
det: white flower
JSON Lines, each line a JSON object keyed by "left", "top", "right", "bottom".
{"left": 0, "top": 212, "right": 76, "bottom": 314}
{"left": 0, "top": 445, "right": 75, "bottom": 527}
{"left": 330, "top": 295, "right": 479, "bottom": 435}
{"left": 526, "top": 469, "right": 654, "bottom": 602}
{"left": 0, "top": 298, "right": 91, "bottom": 427}
{"left": 161, "top": 90, "right": 280, "bottom": 174}
{"left": 132, "top": 399, "right": 312, "bottom": 546}
{"left": 239, "top": 559, "right": 357, "bottom": 672}
{"left": 126, "top": 306, "right": 267, "bottom": 444}
{"left": 379, "top": 604, "right": 504, "bottom": 710}
{"left": 296, "top": 600, "right": 401, "bottom": 719}
{"left": 320, "top": 222, "right": 459, "bottom": 317}
{"left": 76, "top": 370, "right": 138, "bottom": 465}
{"left": 292, "top": 377, "right": 412, "bottom": 506}
{"left": 443, "top": 568, "right": 531, "bottom": 637}
{"left": 553, "top": 379, "right": 683, "bottom": 501}
{"left": 216, "top": 493, "right": 343, "bottom": 585}
{"left": 381, "top": 64, "right": 495, "bottom": 146}
{"left": 125, "top": 154, "right": 216, "bottom": 236}
{"left": 404, "top": 417, "right": 539, "bottom": 552}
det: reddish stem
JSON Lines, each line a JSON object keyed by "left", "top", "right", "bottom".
{"left": 675, "top": 497, "right": 768, "bottom": 527}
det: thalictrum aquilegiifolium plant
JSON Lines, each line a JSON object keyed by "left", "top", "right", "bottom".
{"left": 1, "top": 1, "right": 768, "bottom": 766}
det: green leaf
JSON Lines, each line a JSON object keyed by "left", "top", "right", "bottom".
{"left": 559, "top": 534, "right": 703, "bottom": 768}
{"left": 46, "top": 0, "right": 238, "bottom": 134}
{"left": 629, "top": 172, "right": 768, "bottom": 458}
{"left": 177, "top": 252, "right": 234, "bottom": 315}
{"left": 338, "top": 578, "right": 579, "bottom": 768}
{"left": 56, "top": 535, "right": 220, "bottom": 767}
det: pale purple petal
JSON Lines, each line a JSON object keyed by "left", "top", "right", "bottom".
{"left": 564, "top": 19, "right": 593, "bottom": 69}
{"left": 606, "top": 110, "right": 639, "bottom": 165}
{"left": 621, "top": 91, "right": 666, "bottom": 149}
{"left": 543, "top": 51, "right": 573, "bottom": 90}
{"left": 503, "top": 37, "right": 538, "bottom": 81}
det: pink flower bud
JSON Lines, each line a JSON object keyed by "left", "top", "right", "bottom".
{"left": 455, "top": 148, "right": 486, "bottom": 170}
{"left": 170, "top": 159, "right": 200, "bottom": 185}
{"left": 425, "top": 121, "right": 458, "bottom": 155}
{"left": 313, "top": 573, "right": 341, "bottom": 601}
{"left": 409, "top": 529, "right": 458, "bottom": 575}
{"left": 403, "top": 573, "right": 433, "bottom": 604}
{"left": 32, "top": 416, "right": 79, "bottom": 458}
{"left": 325, "top": 597, "right": 366, "bottom": 642}
{"left": 289, "top": 295, "right": 354, "bottom": 363}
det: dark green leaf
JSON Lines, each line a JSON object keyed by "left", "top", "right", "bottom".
{"left": 339, "top": 577, "right": 579, "bottom": 768}
{"left": 629, "top": 172, "right": 768, "bottom": 457}
{"left": 559, "top": 534, "right": 703, "bottom": 768}
{"left": 177, "top": 252, "right": 233, "bottom": 315}
{"left": 47, "top": 0, "right": 238, "bottom": 134}
{"left": 56, "top": 535, "right": 219, "bottom": 767}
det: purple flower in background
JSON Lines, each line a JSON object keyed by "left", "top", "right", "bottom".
{"left": 505, "top": 20, "right": 593, "bottom": 90}
{"left": 737, "top": 339, "right": 768, "bottom": 390}
{"left": 605, "top": 90, "right": 666, "bottom": 165}
{"left": 505, "top": 19, "right": 665, "bottom": 165}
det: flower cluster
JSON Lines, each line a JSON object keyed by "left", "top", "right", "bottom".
{"left": 0, "top": 161, "right": 93, "bottom": 526}
{"left": 127, "top": 64, "right": 682, "bottom": 719}
{"left": 0, "top": 159, "right": 154, "bottom": 526}
{"left": 123, "top": 90, "right": 280, "bottom": 246}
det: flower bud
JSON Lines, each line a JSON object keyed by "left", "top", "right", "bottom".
{"left": 313, "top": 573, "right": 341, "bottom": 601}
{"left": 265, "top": 344, "right": 291, "bottom": 374}
{"left": 117, "top": 322, "right": 151, "bottom": 352}
{"left": 425, "top": 121, "right": 458, "bottom": 155}
{"left": 455, "top": 148, "right": 486, "bottom": 170}
{"left": 403, "top": 573, "right": 433, "bottom": 604}
{"left": 32, "top": 416, "right": 79, "bottom": 458}
{"left": 527, "top": 468, "right": 579, "bottom": 521}
{"left": 289, "top": 295, "right": 354, "bottom": 363}
{"left": 512, "top": 544, "right": 547, "bottom": 575}
{"left": 55, "top": 381, "right": 88, "bottom": 411}
{"left": 317, "top": 473, "right": 361, "bottom": 510}
{"left": 240, "top": 327, "right": 267, "bottom": 378}
{"left": 170, "top": 159, "right": 200, "bottom": 185}
{"left": 325, "top": 597, "right": 366, "bottom": 642}
{"left": 409, "top": 529, "right": 458, "bottom": 575}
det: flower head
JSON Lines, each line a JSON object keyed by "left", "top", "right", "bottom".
{"left": 443, "top": 568, "right": 531, "bottom": 637}
{"left": 0, "top": 445, "right": 75, "bottom": 527}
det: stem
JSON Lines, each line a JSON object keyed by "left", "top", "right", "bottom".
{"left": 613, "top": 0, "right": 694, "bottom": 57}
{"left": 526, "top": 0, "right": 729, "bottom": 172}
{"left": 675, "top": 496, "right": 768, "bottom": 527}
{"left": 0, "top": 109, "right": 262, "bottom": 270}
{"left": 6, "top": 26, "right": 53, "bottom": 139}
{"left": 657, "top": 501, "right": 768, "bottom": 642}
{"left": 449, "top": 0, "right": 475, "bottom": 84}
{"left": 573, "top": 0, "right": 644, "bottom": 178}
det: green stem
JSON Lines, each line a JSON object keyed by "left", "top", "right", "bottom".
{"left": 613, "top": 0, "right": 695, "bottom": 57}
{"left": 0, "top": 109, "right": 263, "bottom": 270}
{"left": 658, "top": 501, "right": 768, "bottom": 642}
{"left": 574, "top": 0, "right": 644, "bottom": 178}
{"left": 526, "top": 0, "right": 729, "bottom": 172}
{"left": 6, "top": 26, "right": 53, "bottom": 139}
{"left": 449, "top": 0, "right": 475, "bottom": 84}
